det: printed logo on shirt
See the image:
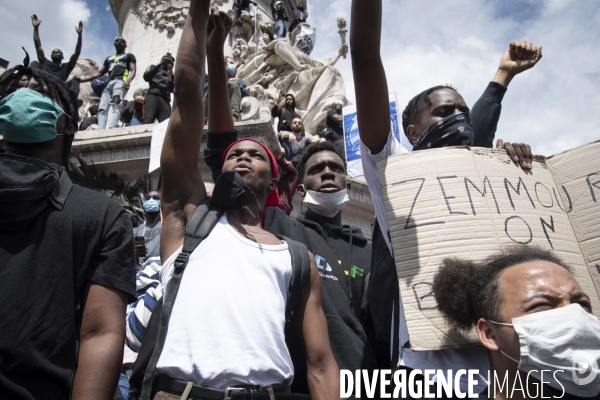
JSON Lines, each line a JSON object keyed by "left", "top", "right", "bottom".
{"left": 315, "top": 254, "right": 338, "bottom": 281}
{"left": 343, "top": 264, "right": 365, "bottom": 278}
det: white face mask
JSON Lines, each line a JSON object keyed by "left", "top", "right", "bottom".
{"left": 491, "top": 304, "right": 600, "bottom": 397}
{"left": 303, "top": 189, "right": 349, "bottom": 218}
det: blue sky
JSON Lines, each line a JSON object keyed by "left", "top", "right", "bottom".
{"left": 2, "top": 0, "right": 599, "bottom": 156}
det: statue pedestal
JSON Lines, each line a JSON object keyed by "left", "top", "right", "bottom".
{"left": 70, "top": 118, "right": 280, "bottom": 184}
{"left": 69, "top": 118, "right": 374, "bottom": 239}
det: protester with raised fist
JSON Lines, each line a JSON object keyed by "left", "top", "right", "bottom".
{"left": 126, "top": 3, "right": 339, "bottom": 399}
{"left": 351, "top": 0, "right": 544, "bottom": 396}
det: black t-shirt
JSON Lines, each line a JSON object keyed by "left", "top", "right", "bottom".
{"left": 0, "top": 154, "right": 136, "bottom": 400}
{"left": 104, "top": 53, "right": 136, "bottom": 81}
{"left": 326, "top": 109, "right": 344, "bottom": 142}
{"left": 37, "top": 56, "right": 72, "bottom": 82}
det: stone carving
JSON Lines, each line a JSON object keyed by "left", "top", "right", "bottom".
{"left": 136, "top": 0, "right": 192, "bottom": 32}
{"left": 68, "top": 59, "right": 101, "bottom": 121}
{"left": 337, "top": 17, "right": 347, "bottom": 59}
{"left": 105, "top": 0, "right": 349, "bottom": 133}
{"left": 235, "top": 22, "right": 350, "bottom": 134}
{"left": 240, "top": 96, "right": 260, "bottom": 120}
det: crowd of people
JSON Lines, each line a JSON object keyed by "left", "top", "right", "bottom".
{"left": 24, "top": 13, "right": 176, "bottom": 131}
{"left": 0, "top": 1, "right": 599, "bottom": 400}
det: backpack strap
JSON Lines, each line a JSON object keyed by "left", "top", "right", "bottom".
{"left": 279, "top": 236, "right": 311, "bottom": 330}
{"left": 140, "top": 200, "right": 223, "bottom": 400}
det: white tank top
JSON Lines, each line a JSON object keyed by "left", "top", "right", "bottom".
{"left": 156, "top": 214, "right": 294, "bottom": 389}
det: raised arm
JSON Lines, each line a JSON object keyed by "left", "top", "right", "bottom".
{"left": 294, "top": 254, "right": 340, "bottom": 400}
{"left": 320, "top": 43, "right": 348, "bottom": 67}
{"left": 160, "top": 0, "right": 211, "bottom": 262}
{"left": 207, "top": 9, "right": 235, "bottom": 133}
{"left": 472, "top": 40, "right": 543, "bottom": 149}
{"left": 350, "top": 0, "right": 390, "bottom": 154}
{"left": 286, "top": 0, "right": 297, "bottom": 12}
{"left": 31, "top": 14, "right": 45, "bottom": 62}
{"left": 68, "top": 22, "right": 83, "bottom": 73}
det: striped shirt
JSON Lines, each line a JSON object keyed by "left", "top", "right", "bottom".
{"left": 126, "top": 257, "right": 163, "bottom": 351}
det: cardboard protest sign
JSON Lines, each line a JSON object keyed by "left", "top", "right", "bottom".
{"left": 148, "top": 118, "right": 170, "bottom": 173}
{"left": 378, "top": 141, "right": 600, "bottom": 351}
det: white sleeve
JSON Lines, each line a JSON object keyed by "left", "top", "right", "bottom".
{"left": 360, "top": 132, "right": 408, "bottom": 254}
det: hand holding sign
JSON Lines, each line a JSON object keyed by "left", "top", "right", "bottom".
{"left": 496, "top": 138, "right": 533, "bottom": 170}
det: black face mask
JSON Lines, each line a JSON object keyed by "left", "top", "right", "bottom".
{"left": 412, "top": 113, "right": 474, "bottom": 151}
{"left": 211, "top": 171, "right": 263, "bottom": 219}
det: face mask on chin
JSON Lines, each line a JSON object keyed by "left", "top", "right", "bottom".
{"left": 490, "top": 304, "right": 600, "bottom": 397}
{"left": 303, "top": 188, "right": 349, "bottom": 219}
{"left": 412, "top": 112, "right": 474, "bottom": 151}
{"left": 211, "top": 171, "right": 263, "bottom": 219}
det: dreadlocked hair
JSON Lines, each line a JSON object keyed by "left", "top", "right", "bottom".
{"left": 0, "top": 65, "right": 78, "bottom": 121}
{"left": 432, "top": 245, "right": 571, "bottom": 331}
{"left": 401, "top": 85, "right": 457, "bottom": 136}
{"left": 296, "top": 141, "right": 346, "bottom": 183}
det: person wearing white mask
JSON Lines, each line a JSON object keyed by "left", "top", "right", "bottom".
{"left": 265, "top": 141, "right": 380, "bottom": 396}
{"left": 134, "top": 190, "right": 162, "bottom": 261}
{"left": 433, "top": 245, "right": 600, "bottom": 400}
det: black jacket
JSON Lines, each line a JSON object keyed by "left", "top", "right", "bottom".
{"left": 271, "top": 94, "right": 300, "bottom": 133}
{"left": 471, "top": 81, "right": 507, "bottom": 148}
{"left": 264, "top": 207, "right": 378, "bottom": 396}
{"left": 143, "top": 64, "right": 174, "bottom": 100}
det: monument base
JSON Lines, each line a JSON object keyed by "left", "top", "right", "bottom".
{"left": 69, "top": 119, "right": 375, "bottom": 240}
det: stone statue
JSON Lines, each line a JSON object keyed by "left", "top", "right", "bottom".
{"left": 235, "top": 22, "right": 349, "bottom": 134}
{"left": 135, "top": 0, "right": 191, "bottom": 32}
{"left": 68, "top": 59, "right": 101, "bottom": 121}
{"left": 99, "top": 0, "right": 349, "bottom": 132}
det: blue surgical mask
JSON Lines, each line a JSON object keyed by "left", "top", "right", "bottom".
{"left": 0, "top": 88, "right": 65, "bottom": 143}
{"left": 143, "top": 199, "right": 160, "bottom": 213}
{"left": 226, "top": 63, "right": 236, "bottom": 76}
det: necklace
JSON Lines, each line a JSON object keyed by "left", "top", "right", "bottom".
{"left": 227, "top": 213, "right": 270, "bottom": 235}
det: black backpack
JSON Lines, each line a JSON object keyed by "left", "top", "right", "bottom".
{"left": 129, "top": 200, "right": 311, "bottom": 399}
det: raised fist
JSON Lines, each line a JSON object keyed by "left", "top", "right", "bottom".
{"left": 31, "top": 14, "right": 41, "bottom": 28}
{"left": 207, "top": 10, "right": 233, "bottom": 51}
{"left": 498, "top": 40, "right": 543, "bottom": 77}
{"left": 76, "top": 21, "right": 83, "bottom": 35}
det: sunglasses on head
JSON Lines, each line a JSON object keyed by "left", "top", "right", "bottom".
{"left": 144, "top": 194, "right": 160, "bottom": 200}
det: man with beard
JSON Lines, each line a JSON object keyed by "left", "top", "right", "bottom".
{"left": 351, "top": 0, "right": 542, "bottom": 397}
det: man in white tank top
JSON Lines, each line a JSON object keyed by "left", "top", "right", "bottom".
{"left": 155, "top": 2, "right": 340, "bottom": 399}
